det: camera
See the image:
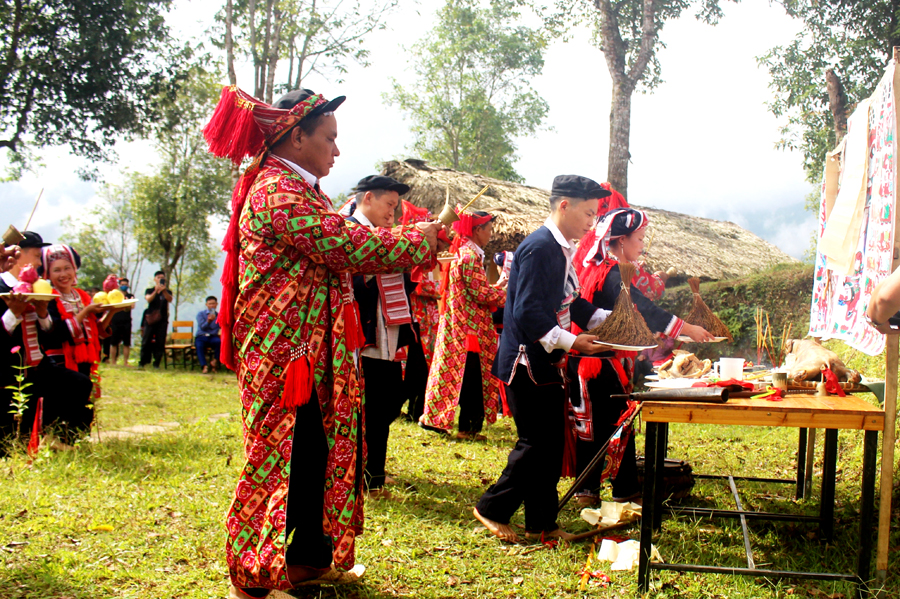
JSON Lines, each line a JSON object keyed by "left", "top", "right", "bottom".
{"left": 159, "top": 277, "right": 166, "bottom": 286}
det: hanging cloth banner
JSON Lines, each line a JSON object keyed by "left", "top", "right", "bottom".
{"left": 820, "top": 98, "right": 872, "bottom": 275}
{"left": 809, "top": 61, "right": 897, "bottom": 356}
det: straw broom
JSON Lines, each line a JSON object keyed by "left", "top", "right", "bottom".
{"left": 587, "top": 262, "right": 657, "bottom": 346}
{"left": 683, "top": 277, "right": 733, "bottom": 341}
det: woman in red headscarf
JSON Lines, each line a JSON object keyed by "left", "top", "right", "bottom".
{"left": 567, "top": 209, "right": 714, "bottom": 504}
{"left": 419, "top": 209, "right": 507, "bottom": 439}
{"left": 40, "top": 244, "right": 116, "bottom": 440}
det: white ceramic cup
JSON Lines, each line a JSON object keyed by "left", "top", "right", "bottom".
{"left": 715, "top": 357, "right": 744, "bottom": 380}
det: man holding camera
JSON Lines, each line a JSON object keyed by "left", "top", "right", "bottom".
{"left": 139, "top": 270, "right": 172, "bottom": 368}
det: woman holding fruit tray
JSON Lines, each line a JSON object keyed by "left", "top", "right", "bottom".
{"left": 39, "top": 244, "right": 119, "bottom": 419}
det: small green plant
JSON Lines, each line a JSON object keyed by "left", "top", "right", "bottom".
{"left": 4, "top": 345, "right": 33, "bottom": 441}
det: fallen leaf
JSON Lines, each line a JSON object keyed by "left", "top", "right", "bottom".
{"left": 382, "top": 539, "right": 393, "bottom": 546}
{"left": 15, "top": 509, "right": 27, "bottom": 518}
{"left": 5, "top": 541, "right": 28, "bottom": 548}
{"left": 447, "top": 575, "right": 459, "bottom": 587}
{"left": 89, "top": 525, "right": 114, "bottom": 532}
{"left": 472, "top": 526, "right": 487, "bottom": 534}
{"left": 513, "top": 576, "right": 524, "bottom": 585}
{"left": 453, "top": 452, "right": 466, "bottom": 460}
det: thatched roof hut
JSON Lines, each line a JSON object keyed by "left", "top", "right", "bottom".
{"left": 382, "top": 159, "right": 797, "bottom": 281}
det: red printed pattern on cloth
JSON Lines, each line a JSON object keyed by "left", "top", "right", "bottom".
{"left": 411, "top": 279, "right": 441, "bottom": 364}
{"left": 419, "top": 244, "right": 506, "bottom": 432}
{"left": 225, "top": 156, "right": 434, "bottom": 590}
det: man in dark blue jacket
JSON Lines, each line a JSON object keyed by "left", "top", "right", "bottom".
{"left": 474, "top": 175, "right": 612, "bottom": 542}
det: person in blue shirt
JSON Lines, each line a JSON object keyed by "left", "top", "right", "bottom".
{"left": 195, "top": 296, "right": 221, "bottom": 373}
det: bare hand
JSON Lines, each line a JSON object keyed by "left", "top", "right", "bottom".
{"left": 653, "top": 270, "right": 669, "bottom": 282}
{"left": 571, "top": 334, "right": 611, "bottom": 355}
{"left": 3, "top": 293, "right": 29, "bottom": 318}
{"left": 0, "top": 245, "right": 20, "bottom": 273}
{"left": 681, "top": 323, "right": 715, "bottom": 342}
{"left": 414, "top": 221, "right": 442, "bottom": 252}
{"left": 207, "top": 312, "right": 216, "bottom": 322}
{"left": 83, "top": 302, "right": 104, "bottom": 315}
{"left": 31, "top": 299, "right": 49, "bottom": 318}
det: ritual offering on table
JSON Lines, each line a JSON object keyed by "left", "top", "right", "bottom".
{"left": 587, "top": 262, "right": 657, "bottom": 347}
{"left": 784, "top": 338, "right": 861, "bottom": 383}
{"left": 684, "top": 277, "right": 733, "bottom": 341}
{"left": 657, "top": 350, "right": 712, "bottom": 379}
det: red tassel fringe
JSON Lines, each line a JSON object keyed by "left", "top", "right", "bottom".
{"left": 342, "top": 302, "right": 366, "bottom": 352}
{"left": 281, "top": 356, "right": 315, "bottom": 410}
{"left": 203, "top": 86, "right": 266, "bottom": 166}
{"left": 27, "top": 397, "right": 43, "bottom": 457}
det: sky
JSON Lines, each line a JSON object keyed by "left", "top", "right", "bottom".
{"left": 0, "top": 0, "right": 820, "bottom": 314}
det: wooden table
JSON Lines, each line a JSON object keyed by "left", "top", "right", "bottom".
{"left": 638, "top": 393, "right": 884, "bottom": 594}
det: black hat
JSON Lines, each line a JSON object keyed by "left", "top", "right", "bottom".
{"left": 19, "top": 231, "right": 51, "bottom": 249}
{"left": 550, "top": 175, "right": 611, "bottom": 200}
{"left": 353, "top": 175, "right": 410, "bottom": 195}
{"left": 273, "top": 88, "right": 346, "bottom": 118}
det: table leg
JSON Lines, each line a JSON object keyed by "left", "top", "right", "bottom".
{"left": 805, "top": 428, "right": 817, "bottom": 497}
{"left": 820, "top": 429, "right": 838, "bottom": 541}
{"left": 654, "top": 422, "right": 667, "bottom": 530}
{"left": 797, "top": 428, "right": 808, "bottom": 500}
{"left": 857, "top": 430, "right": 878, "bottom": 591}
{"left": 639, "top": 422, "right": 659, "bottom": 593}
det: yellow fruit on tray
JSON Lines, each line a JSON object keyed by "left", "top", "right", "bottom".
{"left": 32, "top": 279, "right": 53, "bottom": 294}
{"left": 93, "top": 291, "right": 109, "bottom": 304}
{"left": 107, "top": 289, "right": 125, "bottom": 304}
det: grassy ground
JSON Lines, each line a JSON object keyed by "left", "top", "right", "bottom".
{"left": 1, "top": 365, "right": 898, "bottom": 598}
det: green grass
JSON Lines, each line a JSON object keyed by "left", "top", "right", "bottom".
{"left": 1, "top": 365, "right": 898, "bottom": 598}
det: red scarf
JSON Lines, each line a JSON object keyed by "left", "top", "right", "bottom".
{"left": 53, "top": 288, "right": 101, "bottom": 371}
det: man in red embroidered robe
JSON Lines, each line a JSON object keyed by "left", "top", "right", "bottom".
{"left": 204, "top": 88, "right": 440, "bottom": 597}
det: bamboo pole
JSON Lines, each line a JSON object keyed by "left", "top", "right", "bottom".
{"left": 23, "top": 188, "right": 43, "bottom": 230}
{"left": 874, "top": 45, "right": 900, "bottom": 592}
{"left": 458, "top": 184, "right": 490, "bottom": 213}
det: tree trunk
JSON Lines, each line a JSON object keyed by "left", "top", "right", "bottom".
{"left": 825, "top": 67, "right": 847, "bottom": 142}
{"left": 225, "top": 0, "right": 237, "bottom": 86}
{"left": 265, "top": 3, "right": 282, "bottom": 104}
{"left": 607, "top": 84, "right": 632, "bottom": 198}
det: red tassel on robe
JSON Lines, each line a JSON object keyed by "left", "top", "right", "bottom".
{"left": 281, "top": 354, "right": 315, "bottom": 410}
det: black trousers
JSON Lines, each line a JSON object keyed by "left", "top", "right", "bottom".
{"left": 1, "top": 359, "right": 93, "bottom": 453}
{"left": 242, "top": 394, "right": 332, "bottom": 594}
{"left": 140, "top": 321, "right": 167, "bottom": 367}
{"left": 457, "top": 351, "right": 485, "bottom": 434}
{"left": 361, "top": 356, "right": 404, "bottom": 490}
{"left": 571, "top": 359, "right": 640, "bottom": 498}
{"left": 401, "top": 341, "right": 428, "bottom": 422}
{"left": 475, "top": 365, "right": 564, "bottom": 532}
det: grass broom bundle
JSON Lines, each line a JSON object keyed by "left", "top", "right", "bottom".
{"left": 587, "top": 262, "right": 657, "bottom": 346}
{"left": 684, "top": 277, "right": 733, "bottom": 341}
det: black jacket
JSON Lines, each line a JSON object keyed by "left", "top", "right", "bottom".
{"left": 494, "top": 226, "right": 596, "bottom": 385}
{"left": 346, "top": 215, "right": 417, "bottom": 352}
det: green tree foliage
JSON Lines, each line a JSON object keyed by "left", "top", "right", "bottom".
{"left": 0, "top": 0, "right": 180, "bottom": 178}
{"left": 131, "top": 65, "right": 231, "bottom": 316}
{"left": 219, "top": 0, "right": 398, "bottom": 103}
{"left": 388, "top": 0, "right": 548, "bottom": 183}
{"left": 60, "top": 181, "right": 145, "bottom": 290}
{"left": 757, "top": 0, "right": 898, "bottom": 184}
{"left": 544, "top": 0, "right": 730, "bottom": 196}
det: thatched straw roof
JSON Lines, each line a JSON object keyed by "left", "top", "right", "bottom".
{"left": 382, "top": 159, "right": 796, "bottom": 281}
